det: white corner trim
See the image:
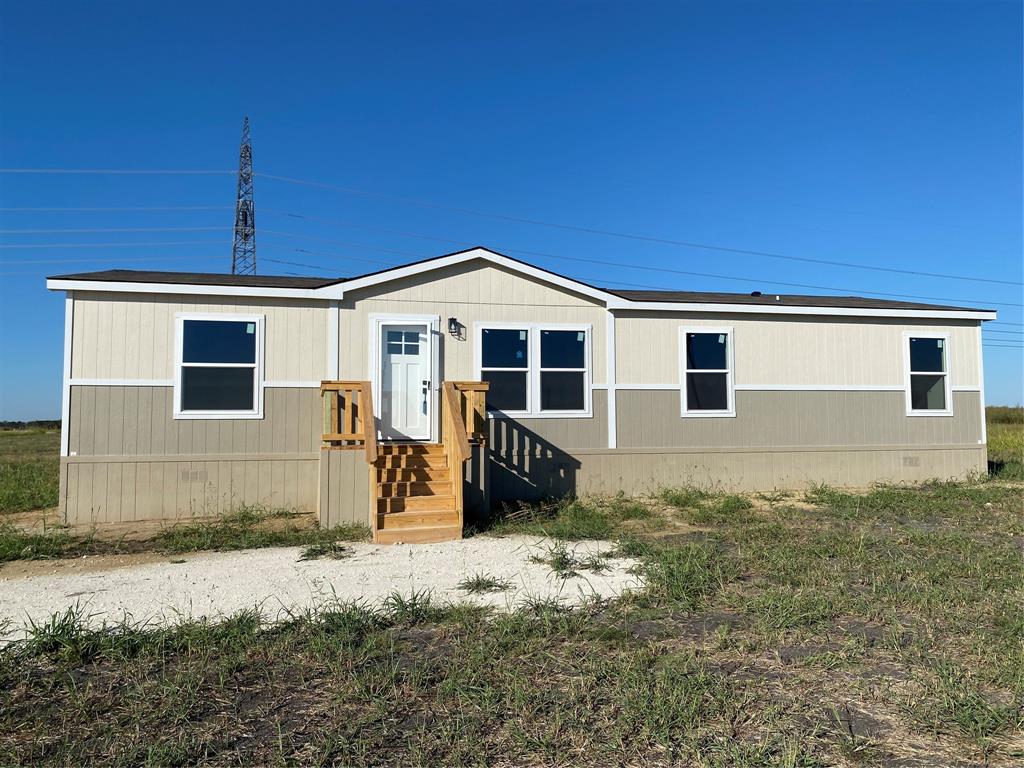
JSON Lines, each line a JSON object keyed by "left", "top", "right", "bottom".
{"left": 172, "top": 312, "right": 266, "bottom": 420}
{"left": 60, "top": 292, "right": 74, "bottom": 457}
{"left": 328, "top": 300, "right": 340, "bottom": 379}
{"left": 977, "top": 324, "right": 987, "bottom": 445}
{"left": 606, "top": 310, "right": 617, "bottom": 449}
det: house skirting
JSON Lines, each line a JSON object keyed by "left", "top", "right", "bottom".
{"left": 486, "top": 445, "right": 988, "bottom": 503}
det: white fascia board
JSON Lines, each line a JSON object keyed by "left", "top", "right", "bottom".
{"left": 46, "top": 278, "right": 329, "bottom": 301}
{"left": 328, "top": 248, "right": 617, "bottom": 304}
{"left": 606, "top": 297, "right": 996, "bottom": 322}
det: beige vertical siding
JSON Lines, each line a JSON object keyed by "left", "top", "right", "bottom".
{"left": 60, "top": 456, "right": 319, "bottom": 526}
{"left": 68, "top": 386, "right": 322, "bottom": 456}
{"left": 339, "top": 260, "right": 607, "bottom": 383}
{"left": 71, "top": 292, "right": 331, "bottom": 382}
{"left": 614, "top": 311, "right": 981, "bottom": 388}
{"left": 615, "top": 390, "right": 982, "bottom": 448}
{"left": 318, "top": 450, "right": 372, "bottom": 528}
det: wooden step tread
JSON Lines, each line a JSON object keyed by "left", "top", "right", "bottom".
{"left": 378, "top": 480, "right": 452, "bottom": 497}
{"left": 375, "top": 525, "right": 462, "bottom": 545}
{"left": 377, "top": 467, "right": 451, "bottom": 483}
{"left": 377, "top": 495, "right": 456, "bottom": 513}
{"left": 375, "top": 455, "right": 448, "bottom": 469}
{"left": 378, "top": 443, "right": 444, "bottom": 455}
{"left": 377, "top": 509, "right": 460, "bottom": 529}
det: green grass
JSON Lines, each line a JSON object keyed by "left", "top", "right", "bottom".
{"left": 2, "top": 478, "right": 1022, "bottom": 765}
{"left": 0, "top": 507, "right": 369, "bottom": 564}
{"left": 457, "top": 572, "right": 512, "bottom": 594}
{"left": 0, "top": 429, "right": 60, "bottom": 513}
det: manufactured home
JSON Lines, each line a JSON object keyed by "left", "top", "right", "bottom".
{"left": 47, "top": 247, "right": 995, "bottom": 542}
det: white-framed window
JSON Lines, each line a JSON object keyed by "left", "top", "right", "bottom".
{"left": 173, "top": 313, "right": 264, "bottom": 419}
{"left": 679, "top": 327, "right": 735, "bottom": 417}
{"left": 904, "top": 332, "right": 952, "bottom": 416}
{"left": 474, "top": 323, "right": 592, "bottom": 418}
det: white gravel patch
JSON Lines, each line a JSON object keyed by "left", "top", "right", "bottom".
{"left": 0, "top": 536, "right": 643, "bottom": 644}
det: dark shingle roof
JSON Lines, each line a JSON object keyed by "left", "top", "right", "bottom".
{"left": 48, "top": 269, "right": 343, "bottom": 289}
{"left": 49, "top": 263, "right": 990, "bottom": 313}
{"left": 607, "top": 289, "right": 986, "bottom": 313}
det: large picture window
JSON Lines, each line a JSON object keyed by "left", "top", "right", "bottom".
{"left": 906, "top": 334, "right": 951, "bottom": 415}
{"left": 477, "top": 324, "right": 591, "bottom": 416}
{"left": 680, "top": 327, "right": 735, "bottom": 417}
{"left": 174, "top": 314, "right": 264, "bottom": 419}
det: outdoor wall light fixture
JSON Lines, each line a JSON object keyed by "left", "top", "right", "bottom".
{"left": 447, "top": 317, "right": 466, "bottom": 341}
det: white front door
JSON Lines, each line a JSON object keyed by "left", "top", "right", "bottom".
{"left": 379, "top": 323, "right": 432, "bottom": 440}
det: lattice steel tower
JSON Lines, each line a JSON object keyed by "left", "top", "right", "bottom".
{"left": 230, "top": 117, "right": 256, "bottom": 275}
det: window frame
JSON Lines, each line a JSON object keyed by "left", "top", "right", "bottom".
{"left": 474, "top": 322, "right": 593, "bottom": 419}
{"left": 679, "top": 326, "right": 736, "bottom": 418}
{"left": 903, "top": 331, "right": 953, "bottom": 417}
{"left": 173, "top": 312, "right": 265, "bottom": 420}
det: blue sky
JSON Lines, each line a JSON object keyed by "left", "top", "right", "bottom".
{"left": 0, "top": 0, "right": 1021, "bottom": 418}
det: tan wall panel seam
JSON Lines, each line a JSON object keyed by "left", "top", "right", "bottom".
{"left": 65, "top": 453, "right": 319, "bottom": 464}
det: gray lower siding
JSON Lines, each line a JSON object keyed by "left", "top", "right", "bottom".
{"left": 62, "top": 385, "right": 323, "bottom": 526}
{"left": 616, "top": 390, "right": 982, "bottom": 448}
{"left": 483, "top": 389, "right": 985, "bottom": 504}
{"left": 61, "top": 385, "right": 987, "bottom": 525}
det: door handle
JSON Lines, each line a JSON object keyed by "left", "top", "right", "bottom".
{"left": 421, "top": 380, "right": 430, "bottom": 395}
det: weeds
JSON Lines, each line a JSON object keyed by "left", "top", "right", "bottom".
{"left": 457, "top": 572, "right": 512, "bottom": 594}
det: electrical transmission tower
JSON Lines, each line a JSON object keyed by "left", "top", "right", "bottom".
{"left": 231, "top": 116, "right": 256, "bottom": 275}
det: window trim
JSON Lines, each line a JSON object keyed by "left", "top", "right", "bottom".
{"left": 173, "top": 312, "right": 265, "bottom": 420}
{"left": 473, "top": 322, "right": 593, "bottom": 419}
{"left": 679, "top": 326, "right": 736, "bottom": 418}
{"left": 903, "top": 331, "right": 953, "bottom": 417}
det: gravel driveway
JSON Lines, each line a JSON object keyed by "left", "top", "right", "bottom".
{"left": 0, "top": 536, "right": 642, "bottom": 644}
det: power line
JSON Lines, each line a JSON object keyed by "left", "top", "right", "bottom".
{"left": 0, "top": 240, "right": 226, "bottom": 250}
{"left": 253, "top": 172, "right": 1023, "bottom": 287}
{"left": 0, "top": 168, "right": 234, "bottom": 175}
{"left": 0, "top": 226, "right": 228, "bottom": 234}
{"left": 260, "top": 209, "right": 1024, "bottom": 308}
{"left": 0, "top": 205, "right": 231, "bottom": 212}
{"left": 2, "top": 167, "right": 1017, "bottom": 287}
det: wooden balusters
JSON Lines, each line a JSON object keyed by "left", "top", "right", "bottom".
{"left": 320, "top": 381, "right": 378, "bottom": 463}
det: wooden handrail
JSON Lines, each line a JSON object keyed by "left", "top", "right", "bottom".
{"left": 362, "top": 380, "right": 378, "bottom": 464}
{"left": 442, "top": 382, "right": 472, "bottom": 463}
{"left": 450, "top": 381, "right": 489, "bottom": 443}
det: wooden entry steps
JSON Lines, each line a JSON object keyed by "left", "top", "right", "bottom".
{"left": 321, "top": 380, "right": 488, "bottom": 545}
{"left": 374, "top": 444, "right": 461, "bottom": 544}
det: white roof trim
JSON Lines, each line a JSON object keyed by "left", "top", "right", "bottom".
{"left": 46, "top": 278, "right": 327, "bottom": 300}
{"left": 605, "top": 297, "right": 995, "bottom": 321}
{"left": 326, "top": 247, "right": 616, "bottom": 303}
{"left": 46, "top": 247, "right": 996, "bottom": 321}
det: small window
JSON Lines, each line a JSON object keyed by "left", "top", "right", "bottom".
{"left": 907, "top": 336, "right": 950, "bottom": 413}
{"left": 175, "top": 315, "right": 262, "bottom": 418}
{"left": 681, "top": 328, "right": 734, "bottom": 417}
{"left": 540, "top": 330, "right": 586, "bottom": 411}
{"left": 481, "top": 328, "right": 529, "bottom": 412}
{"left": 478, "top": 325, "right": 591, "bottom": 416}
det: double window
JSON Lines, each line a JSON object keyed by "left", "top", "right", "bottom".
{"left": 174, "top": 314, "right": 264, "bottom": 419}
{"left": 477, "top": 324, "right": 591, "bottom": 416}
{"left": 680, "top": 327, "right": 735, "bottom": 417}
{"left": 906, "top": 334, "right": 951, "bottom": 415}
